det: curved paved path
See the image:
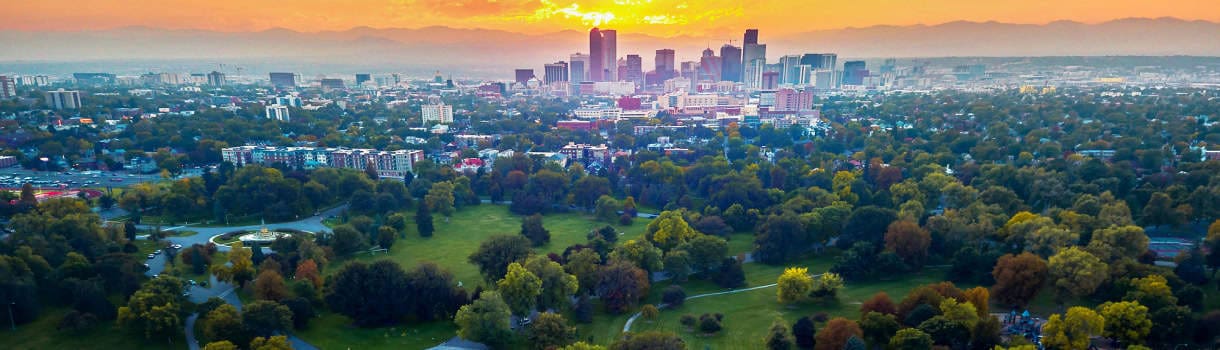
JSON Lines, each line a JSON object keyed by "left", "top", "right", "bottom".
{"left": 621, "top": 274, "right": 823, "bottom": 333}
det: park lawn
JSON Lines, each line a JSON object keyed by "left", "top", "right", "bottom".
{"left": 724, "top": 232, "right": 755, "bottom": 256}
{"left": 0, "top": 307, "right": 178, "bottom": 350}
{"left": 133, "top": 239, "right": 165, "bottom": 256}
{"left": 627, "top": 267, "right": 955, "bottom": 349}
{"left": 339, "top": 204, "right": 649, "bottom": 289}
{"left": 295, "top": 312, "right": 458, "bottom": 350}
{"left": 165, "top": 230, "right": 199, "bottom": 237}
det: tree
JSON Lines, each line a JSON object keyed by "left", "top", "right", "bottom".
{"left": 792, "top": 316, "right": 817, "bottom": 349}
{"left": 454, "top": 291, "right": 513, "bottom": 348}
{"left": 528, "top": 312, "right": 577, "bottom": 350}
{"left": 561, "top": 342, "right": 607, "bottom": 350}
{"left": 682, "top": 234, "right": 728, "bottom": 274}
{"left": 814, "top": 317, "right": 862, "bottom": 350}
{"left": 640, "top": 304, "right": 660, "bottom": 320}
{"left": 1098, "top": 301, "right": 1151, "bottom": 346}
{"left": 425, "top": 181, "right": 456, "bottom": 216}
{"left": 991, "top": 252, "right": 1048, "bottom": 307}
{"left": 1041, "top": 307, "right": 1104, "bottom": 350}
{"left": 249, "top": 335, "right": 293, "bottom": 350}
{"left": 1124, "top": 274, "right": 1177, "bottom": 311}
{"left": 777, "top": 267, "right": 813, "bottom": 304}
{"left": 497, "top": 262, "right": 542, "bottom": 316}
{"left": 242, "top": 300, "right": 292, "bottom": 337}
{"left": 860, "top": 292, "right": 897, "bottom": 316}
{"left": 858, "top": 312, "right": 900, "bottom": 348}
{"left": 564, "top": 249, "right": 601, "bottom": 295}
{"left": 597, "top": 259, "right": 650, "bottom": 314}
{"left": 765, "top": 318, "right": 794, "bottom": 350}
{"left": 1025, "top": 226, "right": 1078, "bottom": 257}
{"left": 1048, "top": 247, "right": 1108, "bottom": 301}
{"left": 468, "top": 234, "right": 533, "bottom": 283}
{"left": 117, "top": 276, "right": 185, "bottom": 341}
{"left": 523, "top": 255, "right": 578, "bottom": 312}
{"left": 609, "top": 239, "right": 663, "bottom": 272}
{"left": 253, "top": 269, "right": 289, "bottom": 302}
{"left": 888, "top": 328, "right": 933, "bottom": 350}
{"left": 1141, "top": 192, "right": 1177, "bottom": 227}
{"left": 883, "top": 220, "right": 931, "bottom": 268}
{"left": 1087, "top": 225, "right": 1149, "bottom": 262}
{"left": 754, "top": 213, "right": 809, "bottom": 264}
{"left": 294, "top": 259, "right": 322, "bottom": 289}
{"left": 842, "top": 337, "right": 865, "bottom": 350}
{"left": 376, "top": 225, "right": 397, "bottom": 249}
{"left": 645, "top": 210, "right": 700, "bottom": 250}
{"left": 282, "top": 297, "right": 315, "bottom": 330}
{"left": 662, "top": 249, "right": 692, "bottom": 282}
{"left": 521, "top": 214, "right": 551, "bottom": 246}
{"left": 712, "top": 257, "right": 746, "bottom": 288}
{"left": 916, "top": 316, "right": 970, "bottom": 348}
{"left": 364, "top": 161, "right": 379, "bottom": 180}
{"left": 404, "top": 262, "right": 461, "bottom": 322}
{"left": 212, "top": 242, "right": 256, "bottom": 287}
{"left": 698, "top": 313, "right": 723, "bottom": 334}
{"left": 609, "top": 331, "right": 685, "bottom": 350}
{"left": 203, "top": 304, "right": 247, "bottom": 346}
{"left": 662, "top": 285, "right": 686, "bottom": 307}
{"left": 329, "top": 225, "right": 368, "bottom": 256}
{"left": 324, "top": 260, "right": 410, "bottom": 327}
{"left": 203, "top": 341, "right": 239, "bottom": 350}
{"left": 416, "top": 202, "right": 434, "bottom": 237}
{"left": 810, "top": 272, "right": 843, "bottom": 300}
{"left": 842, "top": 206, "right": 898, "bottom": 248}
{"left": 938, "top": 298, "right": 978, "bottom": 329}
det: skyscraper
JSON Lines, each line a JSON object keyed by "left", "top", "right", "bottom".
{"left": 655, "top": 49, "right": 676, "bottom": 81}
{"left": 0, "top": 76, "right": 15, "bottom": 99}
{"left": 843, "top": 61, "right": 868, "bottom": 85}
{"left": 544, "top": 62, "right": 569, "bottom": 84}
{"left": 355, "top": 73, "right": 371, "bottom": 86}
{"left": 699, "top": 48, "right": 721, "bottom": 82}
{"left": 800, "top": 54, "right": 837, "bottom": 71}
{"left": 569, "top": 53, "right": 589, "bottom": 82}
{"left": 269, "top": 72, "right": 296, "bottom": 87}
{"left": 779, "top": 55, "right": 803, "bottom": 85}
{"left": 589, "top": 28, "right": 604, "bottom": 82}
{"left": 720, "top": 44, "right": 742, "bottom": 83}
{"left": 45, "top": 89, "right": 82, "bottom": 110}
{"left": 515, "top": 69, "right": 536, "bottom": 84}
{"left": 625, "top": 54, "right": 643, "bottom": 87}
{"left": 206, "top": 71, "right": 226, "bottom": 86}
{"left": 601, "top": 30, "right": 617, "bottom": 81}
{"left": 742, "top": 29, "right": 766, "bottom": 89}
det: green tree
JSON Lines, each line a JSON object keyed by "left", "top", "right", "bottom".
{"left": 212, "top": 242, "right": 256, "bottom": 287}
{"left": 454, "top": 291, "right": 513, "bottom": 348}
{"left": 681, "top": 234, "right": 727, "bottom": 274}
{"left": 765, "top": 318, "right": 794, "bottom": 350}
{"left": 1041, "top": 307, "right": 1104, "bottom": 350}
{"left": 202, "top": 341, "right": 238, "bottom": 350}
{"left": 527, "top": 312, "right": 577, "bottom": 349}
{"left": 1141, "top": 192, "right": 1177, "bottom": 227}
{"left": 1098, "top": 301, "right": 1151, "bottom": 346}
{"left": 858, "top": 312, "right": 900, "bottom": 347}
{"left": 645, "top": 210, "right": 700, "bottom": 250}
{"left": 521, "top": 214, "right": 551, "bottom": 246}
{"left": 425, "top": 181, "right": 456, "bottom": 216}
{"left": 777, "top": 267, "right": 813, "bottom": 305}
{"left": 522, "top": 255, "right": 578, "bottom": 312}
{"left": 117, "top": 276, "right": 186, "bottom": 341}
{"left": 416, "top": 202, "right": 434, "bottom": 237}
{"left": 609, "top": 331, "right": 685, "bottom": 350}
{"left": 564, "top": 249, "right": 601, "bottom": 295}
{"left": 888, "top": 328, "right": 933, "bottom": 350}
{"left": 662, "top": 249, "right": 693, "bottom": 282}
{"left": 203, "top": 304, "right": 246, "bottom": 345}
{"left": 249, "top": 335, "right": 293, "bottom": 350}
{"left": 609, "top": 239, "right": 663, "bottom": 272}
{"left": 497, "top": 262, "right": 542, "bottom": 316}
{"left": 242, "top": 300, "right": 292, "bottom": 337}
{"left": 1048, "top": 247, "right": 1108, "bottom": 302}
{"left": 468, "top": 234, "right": 533, "bottom": 282}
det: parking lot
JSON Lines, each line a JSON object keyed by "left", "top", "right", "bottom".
{"left": 0, "top": 165, "right": 207, "bottom": 190}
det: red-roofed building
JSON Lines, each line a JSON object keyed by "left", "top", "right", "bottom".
{"left": 454, "top": 158, "right": 485, "bottom": 173}
{"left": 557, "top": 120, "right": 596, "bottom": 131}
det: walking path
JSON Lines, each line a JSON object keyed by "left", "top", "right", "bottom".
{"left": 621, "top": 274, "right": 823, "bottom": 333}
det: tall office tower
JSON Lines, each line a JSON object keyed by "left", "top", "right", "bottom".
{"left": 269, "top": 72, "right": 296, "bottom": 87}
{"left": 779, "top": 55, "right": 802, "bottom": 85}
{"left": 617, "top": 58, "right": 628, "bottom": 84}
{"left": 742, "top": 29, "right": 766, "bottom": 89}
{"left": 800, "top": 53, "right": 837, "bottom": 71}
{"left": 744, "top": 29, "right": 759, "bottom": 45}
{"left": 544, "top": 62, "right": 569, "bottom": 84}
{"left": 602, "top": 30, "right": 617, "bottom": 81}
{"left": 0, "top": 76, "right": 15, "bottom": 99}
{"left": 355, "top": 74, "right": 371, "bottom": 86}
{"left": 761, "top": 71, "right": 779, "bottom": 90}
{"left": 45, "top": 89, "right": 82, "bottom": 110}
{"left": 842, "top": 60, "right": 867, "bottom": 85}
{"left": 720, "top": 44, "right": 742, "bottom": 82}
{"left": 589, "top": 28, "right": 604, "bottom": 82}
{"left": 699, "top": 48, "right": 721, "bottom": 82}
{"left": 569, "top": 53, "right": 589, "bottom": 82}
{"left": 265, "top": 105, "right": 291, "bottom": 121}
{"left": 514, "top": 69, "right": 536, "bottom": 84}
{"left": 625, "top": 54, "right": 643, "bottom": 87}
{"left": 655, "top": 49, "right": 676, "bottom": 81}
{"left": 206, "top": 71, "right": 226, "bottom": 86}
{"left": 320, "top": 78, "right": 345, "bottom": 90}
{"left": 680, "top": 61, "right": 699, "bottom": 90}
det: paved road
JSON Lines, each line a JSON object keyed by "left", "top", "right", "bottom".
{"left": 619, "top": 276, "right": 805, "bottom": 333}
{"left": 136, "top": 204, "right": 346, "bottom": 252}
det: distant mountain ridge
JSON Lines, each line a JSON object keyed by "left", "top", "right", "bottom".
{"left": 1, "top": 18, "right": 1217, "bottom": 78}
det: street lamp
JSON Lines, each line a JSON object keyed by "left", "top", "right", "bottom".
{"left": 7, "top": 301, "right": 15, "bottom": 331}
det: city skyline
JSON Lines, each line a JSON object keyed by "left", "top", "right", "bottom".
{"left": 3, "top": 0, "right": 1219, "bottom": 37}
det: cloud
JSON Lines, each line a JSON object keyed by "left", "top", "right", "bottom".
{"left": 396, "top": 0, "right": 541, "bottom": 18}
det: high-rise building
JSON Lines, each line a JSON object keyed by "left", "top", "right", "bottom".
{"left": 355, "top": 74, "right": 371, "bottom": 86}
{"left": 800, "top": 54, "right": 837, "bottom": 71}
{"left": 742, "top": 29, "right": 767, "bottom": 89}
{"left": 589, "top": 28, "right": 604, "bottom": 82}
{"left": 655, "top": 49, "right": 676, "bottom": 82}
{"left": 602, "top": 30, "right": 617, "bottom": 81}
{"left": 275, "top": 96, "right": 302, "bottom": 107}
{"left": 0, "top": 76, "right": 15, "bottom": 99}
{"left": 761, "top": 71, "right": 780, "bottom": 90}
{"left": 720, "top": 44, "right": 742, "bottom": 82}
{"left": 17, "top": 75, "right": 50, "bottom": 87}
{"left": 744, "top": 29, "right": 759, "bottom": 45}
{"left": 843, "top": 61, "right": 867, "bottom": 85}
{"left": 544, "top": 62, "right": 569, "bottom": 84}
{"left": 625, "top": 55, "right": 643, "bottom": 87}
{"left": 774, "top": 88, "right": 814, "bottom": 111}
{"left": 569, "top": 53, "right": 589, "bottom": 82}
{"left": 44, "top": 89, "right": 82, "bottom": 110}
{"left": 421, "top": 103, "right": 454, "bottom": 125}
{"left": 269, "top": 72, "right": 296, "bottom": 87}
{"left": 779, "top": 55, "right": 803, "bottom": 85}
{"left": 265, "top": 105, "right": 290, "bottom": 121}
{"left": 515, "top": 69, "right": 536, "bottom": 84}
{"left": 207, "top": 71, "right": 227, "bottom": 86}
{"left": 699, "top": 48, "right": 721, "bottom": 82}
{"left": 320, "top": 78, "right": 345, "bottom": 90}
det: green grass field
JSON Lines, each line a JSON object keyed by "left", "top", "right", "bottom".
{"left": 0, "top": 307, "right": 178, "bottom": 350}
{"left": 292, "top": 312, "right": 458, "bottom": 350}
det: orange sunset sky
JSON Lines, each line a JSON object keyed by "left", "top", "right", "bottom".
{"left": 3, "top": 0, "right": 1219, "bottom": 37}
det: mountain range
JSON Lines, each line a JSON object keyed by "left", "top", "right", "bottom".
{"left": 1, "top": 18, "right": 1217, "bottom": 78}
